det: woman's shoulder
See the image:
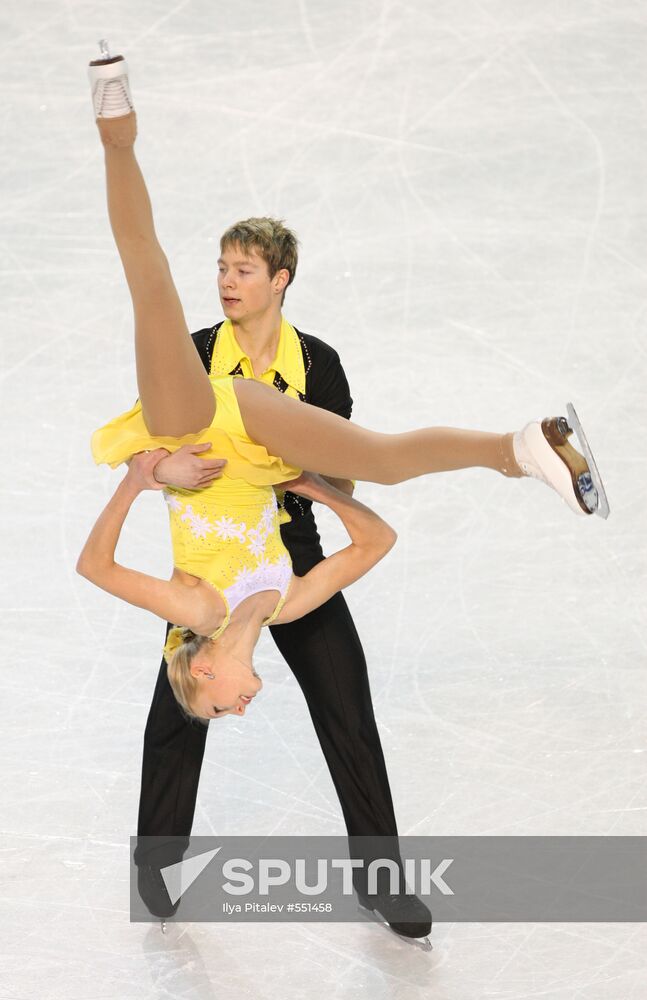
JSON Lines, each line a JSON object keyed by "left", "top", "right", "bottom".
{"left": 171, "top": 569, "right": 228, "bottom": 634}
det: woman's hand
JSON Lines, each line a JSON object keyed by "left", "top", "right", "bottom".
{"left": 152, "top": 443, "right": 228, "bottom": 489}
{"left": 125, "top": 449, "right": 170, "bottom": 492}
{"left": 280, "top": 471, "right": 334, "bottom": 503}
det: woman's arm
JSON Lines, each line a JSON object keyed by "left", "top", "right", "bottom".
{"left": 76, "top": 451, "right": 216, "bottom": 628}
{"left": 272, "top": 473, "right": 396, "bottom": 624}
{"left": 320, "top": 475, "right": 355, "bottom": 497}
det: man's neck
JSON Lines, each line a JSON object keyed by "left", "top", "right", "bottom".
{"left": 230, "top": 311, "right": 283, "bottom": 365}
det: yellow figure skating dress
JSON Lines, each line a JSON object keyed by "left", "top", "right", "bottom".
{"left": 91, "top": 375, "right": 301, "bottom": 639}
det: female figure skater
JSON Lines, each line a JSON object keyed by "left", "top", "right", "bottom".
{"left": 78, "top": 44, "right": 609, "bottom": 726}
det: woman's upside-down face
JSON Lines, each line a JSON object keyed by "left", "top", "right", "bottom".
{"left": 189, "top": 641, "right": 263, "bottom": 721}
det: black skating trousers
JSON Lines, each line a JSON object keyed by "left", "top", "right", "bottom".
{"left": 134, "top": 513, "right": 404, "bottom": 892}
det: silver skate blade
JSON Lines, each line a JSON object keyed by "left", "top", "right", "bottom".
{"left": 160, "top": 920, "right": 167, "bottom": 934}
{"left": 565, "top": 403, "right": 610, "bottom": 519}
{"left": 356, "top": 904, "right": 432, "bottom": 950}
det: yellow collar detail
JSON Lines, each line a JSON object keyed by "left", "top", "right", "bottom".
{"left": 211, "top": 317, "right": 305, "bottom": 395}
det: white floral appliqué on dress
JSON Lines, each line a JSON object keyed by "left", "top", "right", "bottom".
{"left": 162, "top": 486, "right": 293, "bottom": 639}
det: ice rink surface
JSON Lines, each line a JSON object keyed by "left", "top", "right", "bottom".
{"left": 2, "top": 1, "right": 646, "bottom": 997}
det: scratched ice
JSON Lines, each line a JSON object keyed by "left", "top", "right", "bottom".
{"left": 1, "top": 1, "right": 646, "bottom": 997}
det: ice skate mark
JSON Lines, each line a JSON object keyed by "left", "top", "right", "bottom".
{"left": 515, "top": 47, "right": 606, "bottom": 364}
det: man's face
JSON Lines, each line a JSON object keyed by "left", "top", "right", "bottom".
{"left": 217, "top": 244, "right": 287, "bottom": 321}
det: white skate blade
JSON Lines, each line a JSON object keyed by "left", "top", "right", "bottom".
{"left": 566, "top": 403, "right": 610, "bottom": 520}
{"left": 356, "top": 904, "right": 432, "bottom": 950}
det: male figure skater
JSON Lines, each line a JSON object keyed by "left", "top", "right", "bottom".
{"left": 134, "top": 216, "right": 432, "bottom": 940}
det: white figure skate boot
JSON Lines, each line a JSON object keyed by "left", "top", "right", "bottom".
{"left": 88, "top": 39, "right": 136, "bottom": 146}
{"left": 513, "top": 403, "right": 610, "bottom": 519}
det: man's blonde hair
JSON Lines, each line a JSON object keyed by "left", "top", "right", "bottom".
{"left": 220, "top": 217, "right": 299, "bottom": 306}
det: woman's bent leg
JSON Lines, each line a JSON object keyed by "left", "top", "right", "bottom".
{"left": 234, "top": 379, "right": 522, "bottom": 483}
{"left": 104, "top": 144, "right": 214, "bottom": 435}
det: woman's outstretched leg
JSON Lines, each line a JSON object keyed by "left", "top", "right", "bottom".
{"left": 91, "top": 51, "right": 214, "bottom": 437}
{"left": 233, "top": 378, "right": 521, "bottom": 483}
{"left": 234, "top": 380, "right": 606, "bottom": 517}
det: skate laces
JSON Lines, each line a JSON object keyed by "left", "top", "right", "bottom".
{"left": 94, "top": 77, "right": 133, "bottom": 118}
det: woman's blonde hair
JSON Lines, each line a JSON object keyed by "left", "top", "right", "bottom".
{"left": 164, "top": 627, "right": 211, "bottom": 726}
{"left": 220, "top": 217, "right": 299, "bottom": 306}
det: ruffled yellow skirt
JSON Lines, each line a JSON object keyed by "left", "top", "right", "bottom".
{"left": 91, "top": 374, "right": 301, "bottom": 488}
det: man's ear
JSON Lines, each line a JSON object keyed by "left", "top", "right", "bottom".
{"left": 273, "top": 267, "right": 290, "bottom": 295}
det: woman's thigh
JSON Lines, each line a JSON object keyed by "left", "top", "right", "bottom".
{"left": 233, "top": 378, "right": 393, "bottom": 483}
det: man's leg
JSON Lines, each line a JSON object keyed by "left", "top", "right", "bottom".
{"left": 134, "top": 532, "right": 428, "bottom": 931}
{"left": 135, "top": 657, "right": 207, "bottom": 852}
{"left": 135, "top": 546, "right": 402, "bottom": 867}
{"left": 133, "top": 625, "right": 208, "bottom": 915}
{"left": 270, "top": 597, "right": 404, "bottom": 891}
{"left": 269, "top": 523, "right": 405, "bottom": 898}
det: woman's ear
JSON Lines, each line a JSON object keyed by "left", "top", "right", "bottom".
{"left": 189, "top": 652, "right": 215, "bottom": 680}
